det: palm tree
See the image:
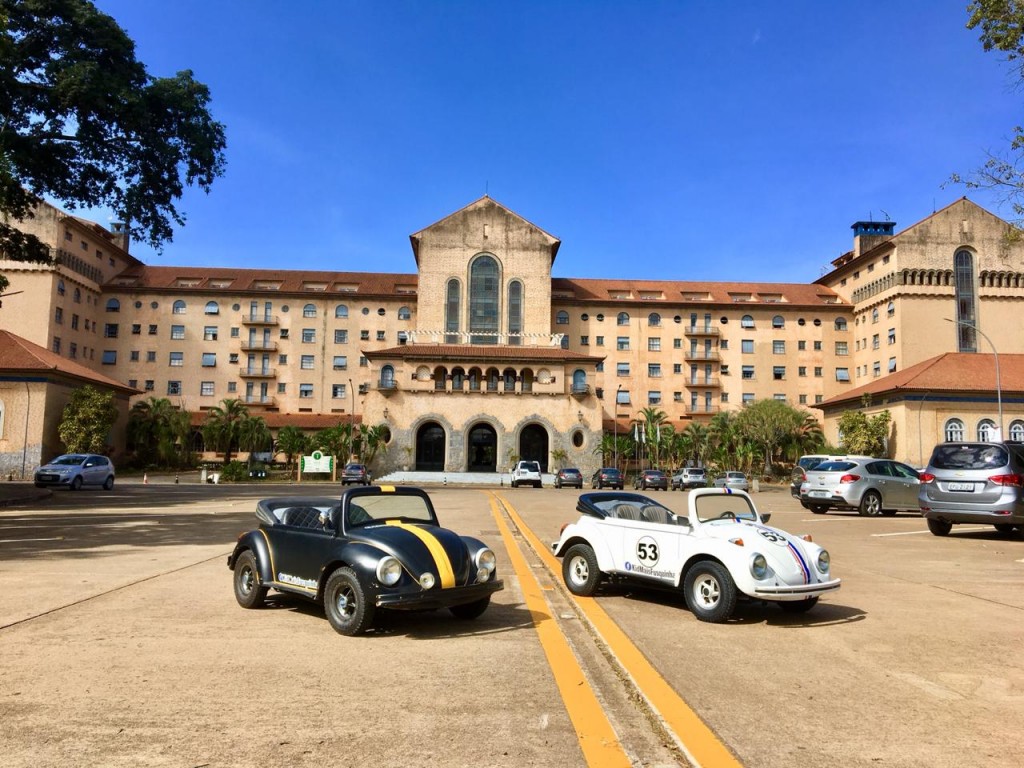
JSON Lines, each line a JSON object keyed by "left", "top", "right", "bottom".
{"left": 637, "top": 407, "right": 668, "bottom": 467}
{"left": 202, "top": 398, "right": 250, "bottom": 465}
{"left": 275, "top": 425, "right": 308, "bottom": 471}
{"left": 128, "top": 397, "right": 191, "bottom": 467}
{"left": 361, "top": 424, "right": 390, "bottom": 468}
{"left": 238, "top": 415, "right": 272, "bottom": 468}
{"left": 788, "top": 414, "right": 825, "bottom": 461}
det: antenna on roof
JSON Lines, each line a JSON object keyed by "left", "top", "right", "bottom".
{"left": 485, "top": 180, "right": 489, "bottom": 197}
{"left": 880, "top": 209, "right": 890, "bottom": 222}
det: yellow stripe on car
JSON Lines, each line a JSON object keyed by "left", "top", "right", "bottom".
{"left": 386, "top": 521, "right": 455, "bottom": 588}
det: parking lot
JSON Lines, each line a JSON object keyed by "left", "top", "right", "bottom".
{"left": 1, "top": 481, "right": 1022, "bottom": 767}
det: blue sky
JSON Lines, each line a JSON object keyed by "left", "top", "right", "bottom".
{"left": 83, "top": 0, "right": 1019, "bottom": 283}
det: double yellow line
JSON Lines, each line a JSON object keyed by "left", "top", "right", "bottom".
{"left": 488, "top": 491, "right": 743, "bottom": 768}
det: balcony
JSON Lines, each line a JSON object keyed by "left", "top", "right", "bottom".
{"left": 683, "top": 325, "right": 720, "bottom": 336}
{"left": 687, "top": 377, "right": 721, "bottom": 388}
{"left": 240, "top": 314, "right": 279, "bottom": 325}
{"left": 241, "top": 396, "right": 277, "bottom": 407}
{"left": 240, "top": 340, "right": 278, "bottom": 352}
{"left": 683, "top": 350, "right": 721, "bottom": 362}
{"left": 239, "top": 366, "right": 276, "bottom": 378}
{"left": 685, "top": 404, "right": 721, "bottom": 415}
{"left": 374, "top": 381, "right": 399, "bottom": 396}
{"left": 570, "top": 384, "right": 591, "bottom": 399}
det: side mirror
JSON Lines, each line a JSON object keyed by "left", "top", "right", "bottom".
{"left": 760, "top": 512, "right": 772, "bottom": 524}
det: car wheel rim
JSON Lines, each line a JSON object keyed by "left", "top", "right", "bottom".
{"left": 335, "top": 585, "right": 356, "bottom": 619}
{"left": 240, "top": 566, "right": 253, "bottom": 595}
{"left": 569, "top": 556, "right": 589, "bottom": 585}
{"left": 866, "top": 496, "right": 880, "bottom": 515}
{"left": 693, "top": 574, "right": 720, "bottom": 607}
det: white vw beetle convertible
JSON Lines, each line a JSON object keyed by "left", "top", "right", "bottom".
{"left": 552, "top": 488, "right": 840, "bottom": 622}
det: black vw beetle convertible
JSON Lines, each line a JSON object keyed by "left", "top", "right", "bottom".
{"left": 228, "top": 485, "right": 503, "bottom": 635}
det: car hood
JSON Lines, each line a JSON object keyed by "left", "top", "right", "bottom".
{"left": 37, "top": 462, "right": 79, "bottom": 472}
{"left": 700, "top": 519, "right": 825, "bottom": 585}
{"left": 349, "top": 523, "right": 472, "bottom": 587}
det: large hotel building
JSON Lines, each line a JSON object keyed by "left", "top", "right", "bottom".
{"left": 2, "top": 195, "right": 1023, "bottom": 477}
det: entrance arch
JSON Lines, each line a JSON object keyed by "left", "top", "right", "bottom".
{"left": 467, "top": 423, "right": 497, "bottom": 472}
{"left": 415, "top": 422, "right": 446, "bottom": 471}
{"left": 519, "top": 424, "right": 549, "bottom": 472}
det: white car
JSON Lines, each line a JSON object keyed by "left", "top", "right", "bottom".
{"left": 552, "top": 488, "right": 840, "bottom": 622}
{"left": 510, "top": 460, "right": 543, "bottom": 488}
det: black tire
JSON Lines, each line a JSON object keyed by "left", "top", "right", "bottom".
{"left": 994, "top": 523, "right": 1018, "bottom": 534}
{"left": 927, "top": 518, "right": 952, "bottom": 537}
{"left": 70, "top": 475, "right": 83, "bottom": 491}
{"left": 324, "top": 567, "right": 375, "bottom": 636}
{"left": 511, "top": 480, "right": 518, "bottom": 489}
{"left": 233, "top": 550, "right": 267, "bottom": 609}
{"left": 450, "top": 596, "right": 491, "bottom": 620}
{"left": 683, "top": 561, "right": 738, "bottom": 623}
{"left": 881, "top": 509, "right": 897, "bottom": 517}
{"left": 103, "top": 475, "right": 114, "bottom": 491}
{"left": 859, "top": 491, "right": 882, "bottom": 516}
{"left": 562, "top": 543, "right": 601, "bottom": 596}
{"left": 810, "top": 505, "right": 828, "bottom": 515}
{"left": 778, "top": 597, "right": 819, "bottom": 613}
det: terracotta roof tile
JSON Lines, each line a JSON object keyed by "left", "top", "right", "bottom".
{"left": 0, "top": 331, "right": 138, "bottom": 393}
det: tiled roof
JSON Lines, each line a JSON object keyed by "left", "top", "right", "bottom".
{"left": 0, "top": 331, "right": 138, "bottom": 393}
{"left": 364, "top": 344, "right": 604, "bottom": 363}
{"left": 550, "top": 277, "right": 847, "bottom": 307}
{"left": 188, "top": 411, "right": 361, "bottom": 429}
{"left": 817, "top": 352, "right": 1024, "bottom": 409}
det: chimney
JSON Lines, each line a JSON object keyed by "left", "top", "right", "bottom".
{"left": 109, "top": 222, "right": 130, "bottom": 253}
{"left": 851, "top": 220, "right": 895, "bottom": 258}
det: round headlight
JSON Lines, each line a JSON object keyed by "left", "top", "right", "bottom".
{"left": 475, "top": 548, "right": 496, "bottom": 573}
{"left": 817, "top": 550, "right": 831, "bottom": 574}
{"left": 750, "top": 553, "right": 768, "bottom": 580}
{"left": 376, "top": 556, "right": 402, "bottom": 587}
{"left": 419, "top": 572, "right": 436, "bottom": 590}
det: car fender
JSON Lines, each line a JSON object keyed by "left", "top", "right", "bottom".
{"left": 680, "top": 539, "right": 756, "bottom": 594}
{"left": 229, "top": 530, "right": 275, "bottom": 584}
{"left": 553, "top": 520, "right": 618, "bottom": 573}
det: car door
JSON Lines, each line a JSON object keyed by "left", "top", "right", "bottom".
{"left": 609, "top": 509, "right": 682, "bottom": 585}
{"left": 81, "top": 456, "right": 103, "bottom": 486}
{"left": 269, "top": 511, "right": 336, "bottom": 592}
{"left": 890, "top": 462, "right": 922, "bottom": 509}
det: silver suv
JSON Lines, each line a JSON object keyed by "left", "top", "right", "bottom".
{"left": 919, "top": 442, "right": 1024, "bottom": 536}
{"left": 671, "top": 467, "right": 706, "bottom": 490}
{"left": 511, "top": 460, "right": 543, "bottom": 488}
{"left": 800, "top": 458, "right": 920, "bottom": 516}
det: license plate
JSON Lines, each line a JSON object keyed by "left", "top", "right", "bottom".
{"left": 809, "top": 490, "right": 829, "bottom": 498}
{"left": 947, "top": 482, "right": 975, "bottom": 492}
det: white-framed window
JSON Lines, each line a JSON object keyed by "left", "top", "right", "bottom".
{"left": 332, "top": 384, "right": 347, "bottom": 399}
{"left": 944, "top": 418, "right": 964, "bottom": 442}
{"left": 648, "top": 337, "right": 661, "bottom": 351}
{"left": 299, "top": 383, "right": 313, "bottom": 398}
{"left": 773, "top": 340, "right": 786, "bottom": 354}
{"left": 169, "top": 352, "right": 184, "bottom": 367}
{"left": 617, "top": 336, "right": 629, "bottom": 351}
{"left": 616, "top": 362, "right": 630, "bottom": 376}
{"left": 333, "top": 356, "right": 347, "bottom": 370}
{"left": 204, "top": 326, "right": 218, "bottom": 341}
{"left": 171, "top": 325, "right": 185, "bottom": 340}
{"left": 200, "top": 381, "right": 215, "bottom": 396}
{"left": 1009, "top": 420, "right": 1024, "bottom": 441}
{"left": 301, "top": 355, "right": 315, "bottom": 369}
{"left": 302, "top": 328, "right": 315, "bottom": 343}
{"left": 977, "top": 419, "right": 997, "bottom": 442}
{"left": 303, "top": 303, "right": 316, "bottom": 318}
{"left": 173, "top": 300, "right": 186, "bottom": 314}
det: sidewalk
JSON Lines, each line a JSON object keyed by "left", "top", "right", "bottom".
{"left": 0, "top": 481, "right": 51, "bottom": 507}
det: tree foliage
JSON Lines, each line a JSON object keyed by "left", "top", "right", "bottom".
{"left": 275, "top": 425, "right": 308, "bottom": 470}
{"left": 0, "top": 0, "right": 227, "bottom": 291}
{"left": 57, "top": 384, "right": 118, "bottom": 453}
{"left": 837, "top": 409, "right": 892, "bottom": 457}
{"left": 734, "top": 399, "right": 807, "bottom": 474}
{"left": 202, "top": 399, "right": 258, "bottom": 465}
{"left": 126, "top": 396, "right": 191, "bottom": 467}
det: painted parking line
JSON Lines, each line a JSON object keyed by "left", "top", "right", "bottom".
{"left": 871, "top": 527, "right": 989, "bottom": 537}
{"left": 496, "top": 493, "right": 743, "bottom": 768}
{"left": 0, "top": 537, "right": 63, "bottom": 543}
{"left": 486, "top": 495, "right": 631, "bottom": 768}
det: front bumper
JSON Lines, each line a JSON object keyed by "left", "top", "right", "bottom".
{"left": 34, "top": 473, "right": 73, "bottom": 486}
{"left": 753, "top": 578, "right": 841, "bottom": 599}
{"left": 375, "top": 579, "right": 504, "bottom": 611}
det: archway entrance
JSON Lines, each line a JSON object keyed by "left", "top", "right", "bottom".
{"left": 415, "top": 422, "right": 446, "bottom": 471}
{"left": 519, "top": 424, "right": 549, "bottom": 472}
{"left": 467, "top": 423, "right": 497, "bottom": 472}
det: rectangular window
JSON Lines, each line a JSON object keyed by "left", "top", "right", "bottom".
{"left": 741, "top": 365, "right": 755, "bottom": 380}
{"left": 302, "top": 329, "right": 315, "bottom": 343}
{"left": 144, "top": 380, "right": 154, "bottom": 391}
{"left": 131, "top": 323, "right": 141, "bottom": 335}
{"left": 742, "top": 392, "right": 755, "bottom": 404}
{"left": 835, "top": 341, "right": 848, "bottom": 355}
{"left": 813, "top": 341, "right": 822, "bottom": 351}
{"left": 720, "top": 392, "right": 729, "bottom": 403}
{"left": 69, "top": 342, "right": 77, "bottom": 358}
{"left": 595, "top": 362, "right": 604, "bottom": 372}
{"left": 673, "top": 363, "right": 682, "bottom": 374}
{"left": 773, "top": 394, "right": 786, "bottom": 401}
{"left": 128, "top": 379, "right": 138, "bottom": 389}
{"left": 200, "top": 381, "right": 215, "bottom": 396}
{"left": 872, "top": 334, "right": 880, "bottom": 350}
{"left": 376, "top": 330, "right": 386, "bottom": 341}
{"left": 617, "top": 336, "right": 630, "bottom": 351}
{"left": 299, "top": 383, "right": 313, "bottom": 398}
{"left": 580, "top": 335, "right": 589, "bottom": 345}
{"left": 148, "top": 324, "right": 158, "bottom": 335}
{"left": 814, "top": 366, "right": 823, "bottom": 377}
{"left": 280, "top": 328, "right": 289, "bottom": 339}
{"left": 130, "top": 350, "right": 140, "bottom": 362}
{"left": 773, "top": 340, "right": 785, "bottom": 354}
{"left": 360, "top": 330, "right": 370, "bottom": 341}
{"left": 332, "top": 384, "right": 347, "bottom": 399}
{"left": 773, "top": 366, "right": 785, "bottom": 380}
{"left": 277, "top": 383, "right": 287, "bottom": 394}
{"left": 301, "top": 355, "right": 315, "bottom": 370}
{"left": 230, "top": 327, "right": 239, "bottom": 338}
{"left": 797, "top": 340, "right": 806, "bottom": 351}
{"left": 873, "top": 361, "right": 881, "bottom": 377}
{"left": 146, "top": 351, "right": 156, "bottom": 362}
{"left": 888, "top": 328, "right": 896, "bottom": 345}
{"left": 648, "top": 337, "right": 661, "bottom": 352}
{"left": 648, "top": 391, "right": 662, "bottom": 405}
{"left": 335, "top": 329, "right": 348, "bottom": 344}
{"left": 799, "top": 394, "right": 808, "bottom": 404}
{"left": 615, "top": 389, "right": 631, "bottom": 404}
{"left": 104, "top": 323, "right": 118, "bottom": 338}
{"left": 203, "top": 326, "right": 218, "bottom": 341}
{"left": 169, "top": 352, "right": 183, "bottom": 367}
{"left": 278, "top": 354, "right": 288, "bottom": 364}
{"left": 673, "top": 338, "right": 682, "bottom": 349}
{"left": 595, "top": 336, "right": 604, "bottom": 346}
{"left": 616, "top": 362, "right": 630, "bottom": 376}
{"left": 798, "top": 366, "right": 807, "bottom": 377}
{"left": 101, "top": 350, "right": 116, "bottom": 365}
{"left": 359, "top": 356, "right": 368, "bottom": 367}
{"left": 227, "top": 381, "right": 237, "bottom": 393}
{"left": 742, "top": 339, "right": 754, "bottom": 354}
{"left": 167, "top": 381, "right": 181, "bottom": 395}
{"left": 171, "top": 325, "right": 185, "bottom": 340}
{"left": 888, "top": 357, "right": 897, "bottom": 372}
{"left": 648, "top": 363, "right": 662, "bottom": 377}
{"left": 836, "top": 367, "right": 850, "bottom": 381}
{"left": 201, "top": 353, "right": 216, "bottom": 367}
{"left": 815, "top": 394, "right": 823, "bottom": 403}
{"left": 333, "top": 355, "right": 347, "bottom": 370}
{"left": 55, "top": 307, "right": 63, "bottom": 324}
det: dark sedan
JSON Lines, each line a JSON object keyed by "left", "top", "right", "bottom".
{"left": 633, "top": 469, "right": 669, "bottom": 491}
{"left": 554, "top": 468, "right": 584, "bottom": 489}
{"left": 591, "top": 467, "right": 624, "bottom": 489}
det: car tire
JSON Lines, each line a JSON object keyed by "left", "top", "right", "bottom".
{"left": 511, "top": 480, "right": 517, "bottom": 488}
{"left": 684, "top": 561, "right": 738, "bottom": 623}
{"left": 927, "top": 518, "right": 953, "bottom": 537}
{"left": 778, "top": 597, "right": 819, "bottom": 614}
{"left": 859, "top": 491, "right": 882, "bottom": 516}
{"left": 324, "top": 567, "right": 375, "bottom": 636}
{"left": 810, "top": 505, "right": 828, "bottom": 515}
{"left": 71, "top": 476, "right": 83, "bottom": 491}
{"left": 994, "top": 524, "right": 1018, "bottom": 534}
{"left": 103, "top": 475, "right": 114, "bottom": 491}
{"left": 233, "top": 550, "right": 267, "bottom": 609}
{"left": 881, "top": 509, "right": 897, "bottom": 517}
{"left": 450, "top": 596, "right": 491, "bottom": 620}
{"left": 562, "top": 543, "right": 601, "bottom": 596}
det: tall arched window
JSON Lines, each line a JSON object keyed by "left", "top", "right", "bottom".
{"left": 648, "top": 313, "right": 661, "bottom": 326}
{"left": 508, "top": 280, "right": 523, "bottom": 346}
{"left": 617, "top": 312, "right": 630, "bottom": 326}
{"left": 834, "top": 317, "right": 847, "bottom": 331}
{"left": 741, "top": 314, "right": 754, "bottom": 328}
{"left": 445, "top": 278, "right": 461, "bottom": 343}
{"left": 469, "top": 255, "right": 499, "bottom": 344}
{"left": 303, "top": 303, "right": 317, "bottom": 318}
{"left": 555, "top": 310, "right": 569, "bottom": 325}
{"left": 977, "top": 419, "right": 996, "bottom": 442}
{"left": 380, "top": 365, "right": 395, "bottom": 388}
{"left": 172, "top": 300, "right": 186, "bottom": 314}
{"left": 335, "top": 304, "right": 348, "bottom": 318}
{"left": 572, "top": 369, "right": 587, "bottom": 393}
{"left": 1009, "top": 420, "right": 1024, "bottom": 441}
{"left": 106, "top": 298, "right": 120, "bottom": 312}
{"left": 772, "top": 315, "right": 784, "bottom": 328}
{"left": 954, "top": 249, "right": 977, "bottom": 352}
{"left": 944, "top": 418, "right": 965, "bottom": 442}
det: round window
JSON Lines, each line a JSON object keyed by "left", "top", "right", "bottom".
{"left": 571, "top": 430, "right": 585, "bottom": 448}
{"left": 281, "top": 305, "right": 289, "bottom": 313}
{"left": 377, "top": 308, "right": 386, "bottom": 316}
{"left": 813, "top": 318, "right": 821, "bottom": 326}
{"left": 150, "top": 301, "right": 158, "bottom": 309}
{"left": 797, "top": 318, "right": 806, "bottom": 326}
{"left": 232, "top": 303, "right": 240, "bottom": 311}
{"left": 362, "top": 307, "right": 370, "bottom": 315}
{"left": 581, "top": 313, "right": 589, "bottom": 321}
{"left": 134, "top": 301, "right": 142, "bottom": 309}
{"left": 596, "top": 314, "right": 604, "bottom": 322}
{"left": 674, "top": 315, "right": 682, "bottom": 323}
{"left": 720, "top": 317, "right": 728, "bottom": 324}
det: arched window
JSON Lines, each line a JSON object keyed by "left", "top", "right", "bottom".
{"left": 648, "top": 313, "right": 661, "bottom": 327}
{"left": 508, "top": 280, "right": 523, "bottom": 346}
{"left": 398, "top": 306, "right": 411, "bottom": 320}
{"left": 445, "top": 278, "right": 461, "bottom": 343}
{"left": 486, "top": 367, "right": 500, "bottom": 392}
{"left": 380, "top": 365, "right": 395, "bottom": 388}
{"left": 556, "top": 310, "right": 569, "bottom": 325}
{"left": 74, "top": 287, "right": 81, "bottom": 303}
{"left": 954, "top": 249, "right": 977, "bottom": 352}
{"left": 106, "top": 298, "right": 120, "bottom": 312}
{"left": 205, "top": 301, "right": 219, "bottom": 315}
{"left": 560, "top": 335, "right": 569, "bottom": 349}
{"left": 469, "top": 255, "right": 499, "bottom": 344}
{"left": 172, "top": 299, "right": 186, "bottom": 314}
{"left": 977, "top": 419, "right": 997, "bottom": 442}
{"left": 834, "top": 317, "right": 847, "bottom": 331}
{"left": 433, "top": 366, "right": 448, "bottom": 390}
{"left": 503, "top": 368, "right": 517, "bottom": 392}
{"left": 521, "top": 368, "right": 534, "bottom": 393}
{"left": 1009, "top": 420, "right": 1024, "bottom": 441}
{"left": 772, "top": 315, "right": 784, "bottom": 328}
{"left": 57, "top": 280, "right": 65, "bottom": 296}
{"left": 467, "top": 367, "right": 482, "bottom": 391}
{"left": 617, "top": 312, "right": 630, "bottom": 326}
{"left": 741, "top": 315, "right": 754, "bottom": 328}
{"left": 451, "top": 367, "right": 465, "bottom": 391}
{"left": 335, "top": 304, "right": 348, "bottom": 318}
{"left": 303, "top": 303, "right": 316, "bottom": 318}
{"left": 572, "top": 369, "right": 587, "bottom": 393}
{"left": 944, "top": 418, "right": 965, "bottom": 442}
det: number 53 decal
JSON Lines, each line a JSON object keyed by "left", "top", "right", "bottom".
{"left": 636, "top": 536, "right": 660, "bottom": 565}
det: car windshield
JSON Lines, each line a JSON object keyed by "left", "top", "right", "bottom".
{"left": 727, "top": 472, "right": 745, "bottom": 479}
{"left": 50, "top": 455, "right": 86, "bottom": 466}
{"left": 694, "top": 494, "right": 758, "bottom": 523}
{"left": 344, "top": 464, "right": 365, "bottom": 472}
{"left": 811, "top": 461, "right": 856, "bottom": 472}
{"left": 799, "top": 456, "right": 829, "bottom": 470}
{"left": 930, "top": 444, "right": 1009, "bottom": 470}
{"left": 347, "top": 494, "right": 434, "bottom": 527}
{"left": 603, "top": 469, "right": 620, "bottom": 476}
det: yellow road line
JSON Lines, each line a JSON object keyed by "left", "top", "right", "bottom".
{"left": 486, "top": 495, "right": 631, "bottom": 768}
{"left": 497, "top": 493, "right": 744, "bottom": 768}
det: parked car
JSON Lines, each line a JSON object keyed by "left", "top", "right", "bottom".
{"left": 800, "top": 458, "right": 921, "bottom": 516}
{"left": 34, "top": 453, "right": 115, "bottom": 490}
{"left": 554, "top": 468, "right": 583, "bottom": 489}
{"left": 918, "top": 441, "right": 1024, "bottom": 536}
{"left": 591, "top": 467, "right": 624, "bottom": 489}
{"left": 633, "top": 469, "right": 669, "bottom": 491}
{"left": 228, "top": 486, "right": 503, "bottom": 635}
{"left": 552, "top": 488, "right": 839, "bottom": 622}
{"left": 713, "top": 471, "right": 749, "bottom": 492}
{"left": 790, "top": 454, "right": 871, "bottom": 498}
{"left": 511, "top": 460, "right": 543, "bottom": 488}
{"left": 341, "top": 463, "right": 371, "bottom": 486}
{"left": 671, "top": 467, "right": 707, "bottom": 490}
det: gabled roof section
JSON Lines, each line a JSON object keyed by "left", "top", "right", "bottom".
{"left": 409, "top": 196, "right": 560, "bottom": 265}
{"left": 0, "top": 330, "right": 138, "bottom": 393}
{"left": 816, "top": 352, "right": 1024, "bottom": 409}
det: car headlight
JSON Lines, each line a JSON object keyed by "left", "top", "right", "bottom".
{"left": 419, "top": 572, "right": 436, "bottom": 589}
{"left": 817, "top": 550, "right": 831, "bottom": 574}
{"left": 750, "top": 553, "right": 769, "bottom": 580}
{"left": 375, "top": 556, "right": 402, "bottom": 586}
{"left": 475, "top": 548, "right": 496, "bottom": 573}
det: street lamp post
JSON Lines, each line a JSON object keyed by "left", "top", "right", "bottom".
{"left": 945, "top": 318, "right": 1003, "bottom": 439}
{"left": 614, "top": 385, "right": 623, "bottom": 469}
{"left": 348, "top": 377, "right": 355, "bottom": 461}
